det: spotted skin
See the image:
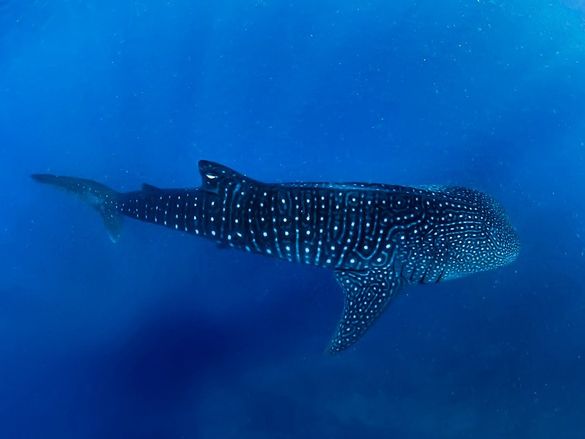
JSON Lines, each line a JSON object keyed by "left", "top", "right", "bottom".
{"left": 32, "top": 160, "right": 520, "bottom": 353}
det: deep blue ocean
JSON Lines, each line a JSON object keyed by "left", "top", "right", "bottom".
{"left": 2, "top": 1, "right": 585, "bottom": 438}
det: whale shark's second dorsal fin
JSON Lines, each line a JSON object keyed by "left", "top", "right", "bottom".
{"left": 142, "top": 183, "right": 161, "bottom": 192}
{"left": 198, "top": 160, "right": 257, "bottom": 193}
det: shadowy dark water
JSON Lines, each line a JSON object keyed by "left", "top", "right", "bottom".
{"left": 1, "top": 1, "right": 585, "bottom": 438}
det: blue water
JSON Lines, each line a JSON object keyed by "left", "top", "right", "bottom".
{"left": 2, "top": 1, "right": 585, "bottom": 438}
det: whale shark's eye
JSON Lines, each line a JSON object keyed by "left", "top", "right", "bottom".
{"left": 205, "top": 173, "right": 218, "bottom": 180}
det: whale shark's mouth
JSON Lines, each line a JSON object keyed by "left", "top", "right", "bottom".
{"left": 496, "top": 225, "right": 520, "bottom": 266}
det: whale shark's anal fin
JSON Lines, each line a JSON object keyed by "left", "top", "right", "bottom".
{"left": 328, "top": 268, "right": 402, "bottom": 354}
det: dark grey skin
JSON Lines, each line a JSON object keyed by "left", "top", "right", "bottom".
{"left": 32, "top": 160, "right": 520, "bottom": 353}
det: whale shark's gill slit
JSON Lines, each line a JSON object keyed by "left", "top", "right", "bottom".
{"left": 420, "top": 264, "right": 433, "bottom": 284}
{"left": 436, "top": 268, "right": 446, "bottom": 284}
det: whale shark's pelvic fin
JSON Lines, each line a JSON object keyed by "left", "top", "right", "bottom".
{"left": 31, "top": 174, "right": 123, "bottom": 243}
{"left": 328, "top": 268, "right": 402, "bottom": 354}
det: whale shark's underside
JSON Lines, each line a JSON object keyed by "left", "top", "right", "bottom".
{"left": 33, "top": 160, "right": 520, "bottom": 353}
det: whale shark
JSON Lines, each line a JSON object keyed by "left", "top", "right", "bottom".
{"left": 32, "top": 160, "right": 520, "bottom": 353}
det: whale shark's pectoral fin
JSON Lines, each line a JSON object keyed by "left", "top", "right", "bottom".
{"left": 328, "top": 268, "right": 402, "bottom": 354}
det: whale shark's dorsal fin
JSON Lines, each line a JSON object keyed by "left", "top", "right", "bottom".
{"left": 198, "top": 160, "right": 257, "bottom": 193}
{"left": 328, "top": 268, "right": 403, "bottom": 354}
{"left": 142, "top": 183, "right": 161, "bottom": 192}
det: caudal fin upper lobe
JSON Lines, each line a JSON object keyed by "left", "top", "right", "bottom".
{"left": 31, "top": 173, "right": 123, "bottom": 242}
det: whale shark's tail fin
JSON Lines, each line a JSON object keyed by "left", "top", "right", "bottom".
{"left": 31, "top": 174, "right": 123, "bottom": 243}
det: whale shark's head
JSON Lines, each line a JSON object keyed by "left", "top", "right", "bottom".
{"left": 441, "top": 188, "right": 520, "bottom": 280}
{"left": 485, "top": 199, "right": 520, "bottom": 267}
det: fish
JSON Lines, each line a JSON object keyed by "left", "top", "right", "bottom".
{"left": 32, "top": 160, "right": 520, "bottom": 353}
